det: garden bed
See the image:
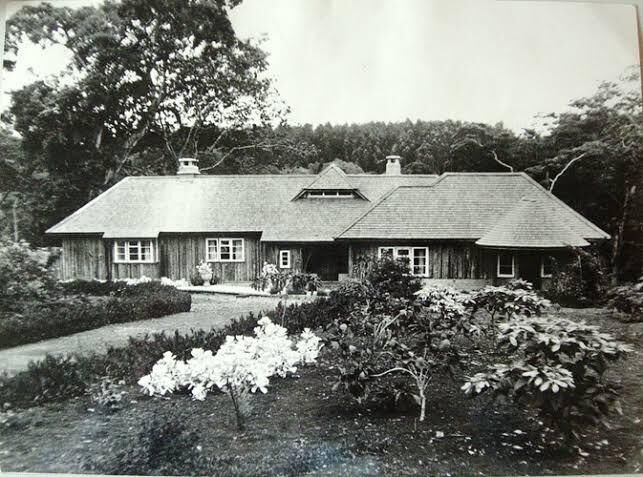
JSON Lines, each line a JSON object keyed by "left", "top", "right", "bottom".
{"left": 0, "top": 281, "right": 192, "bottom": 349}
{"left": 0, "top": 308, "right": 641, "bottom": 476}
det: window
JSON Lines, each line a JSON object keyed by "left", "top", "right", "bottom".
{"left": 378, "top": 246, "right": 429, "bottom": 276}
{"left": 279, "top": 250, "right": 291, "bottom": 268}
{"left": 412, "top": 247, "right": 428, "bottom": 277}
{"left": 541, "top": 256, "right": 554, "bottom": 278}
{"left": 305, "top": 190, "right": 355, "bottom": 198}
{"left": 114, "top": 239, "right": 154, "bottom": 263}
{"left": 497, "top": 253, "right": 515, "bottom": 278}
{"left": 205, "top": 238, "right": 244, "bottom": 262}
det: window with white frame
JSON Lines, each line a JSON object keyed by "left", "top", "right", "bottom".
{"left": 114, "top": 239, "right": 155, "bottom": 263}
{"left": 378, "top": 246, "right": 429, "bottom": 276}
{"left": 205, "top": 238, "right": 244, "bottom": 262}
{"left": 305, "top": 190, "right": 355, "bottom": 198}
{"left": 497, "top": 252, "right": 515, "bottom": 278}
{"left": 279, "top": 250, "right": 291, "bottom": 268}
{"left": 541, "top": 255, "right": 554, "bottom": 278}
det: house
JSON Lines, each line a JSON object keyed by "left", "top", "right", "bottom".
{"left": 46, "top": 156, "right": 609, "bottom": 289}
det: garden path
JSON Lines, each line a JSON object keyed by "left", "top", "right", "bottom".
{"left": 0, "top": 293, "right": 310, "bottom": 376}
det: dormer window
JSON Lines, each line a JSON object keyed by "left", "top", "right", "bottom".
{"left": 305, "top": 190, "right": 356, "bottom": 198}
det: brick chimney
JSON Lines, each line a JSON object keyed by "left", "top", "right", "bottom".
{"left": 385, "top": 155, "right": 402, "bottom": 175}
{"left": 177, "top": 158, "right": 200, "bottom": 175}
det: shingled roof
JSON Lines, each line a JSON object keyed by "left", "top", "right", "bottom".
{"left": 476, "top": 196, "right": 590, "bottom": 248}
{"left": 336, "top": 173, "right": 609, "bottom": 243}
{"left": 46, "top": 171, "right": 437, "bottom": 241}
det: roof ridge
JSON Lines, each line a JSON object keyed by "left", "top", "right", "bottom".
{"left": 335, "top": 185, "right": 403, "bottom": 238}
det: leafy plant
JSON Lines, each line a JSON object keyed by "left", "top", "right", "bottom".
{"left": 546, "top": 247, "right": 608, "bottom": 307}
{"left": 331, "top": 285, "right": 481, "bottom": 420}
{"left": 462, "top": 315, "right": 632, "bottom": 442}
{"left": 0, "top": 239, "right": 60, "bottom": 313}
{"left": 606, "top": 278, "right": 643, "bottom": 322}
{"left": 365, "top": 257, "right": 422, "bottom": 299}
{"left": 109, "top": 417, "right": 209, "bottom": 476}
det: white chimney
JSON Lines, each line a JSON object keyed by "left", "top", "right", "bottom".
{"left": 177, "top": 157, "right": 200, "bottom": 175}
{"left": 385, "top": 155, "right": 402, "bottom": 175}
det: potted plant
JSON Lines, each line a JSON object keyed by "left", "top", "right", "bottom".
{"left": 196, "top": 261, "right": 213, "bottom": 286}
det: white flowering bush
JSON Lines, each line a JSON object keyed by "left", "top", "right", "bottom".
{"left": 138, "top": 317, "right": 323, "bottom": 429}
{"left": 462, "top": 315, "right": 632, "bottom": 442}
{"left": 196, "top": 261, "right": 213, "bottom": 276}
{"left": 414, "top": 284, "right": 474, "bottom": 320}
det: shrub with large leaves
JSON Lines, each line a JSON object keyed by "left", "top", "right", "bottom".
{"left": 462, "top": 315, "right": 632, "bottom": 441}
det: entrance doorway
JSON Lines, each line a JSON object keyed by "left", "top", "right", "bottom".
{"left": 303, "top": 244, "right": 348, "bottom": 281}
{"left": 518, "top": 253, "right": 542, "bottom": 289}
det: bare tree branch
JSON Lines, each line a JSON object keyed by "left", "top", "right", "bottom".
{"left": 199, "top": 142, "right": 308, "bottom": 172}
{"left": 549, "top": 152, "right": 589, "bottom": 193}
{"left": 490, "top": 150, "right": 513, "bottom": 172}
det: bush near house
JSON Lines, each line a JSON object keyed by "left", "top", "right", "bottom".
{"left": 546, "top": 247, "right": 609, "bottom": 307}
{"left": 0, "top": 282, "right": 191, "bottom": 349}
{"left": 606, "top": 278, "right": 643, "bottom": 322}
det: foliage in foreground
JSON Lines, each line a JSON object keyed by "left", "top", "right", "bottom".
{"left": 139, "top": 317, "right": 322, "bottom": 429}
{"left": 0, "top": 298, "right": 328, "bottom": 409}
{"left": 463, "top": 316, "right": 632, "bottom": 441}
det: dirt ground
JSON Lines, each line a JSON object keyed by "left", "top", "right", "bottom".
{"left": 0, "top": 307, "right": 641, "bottom": 476}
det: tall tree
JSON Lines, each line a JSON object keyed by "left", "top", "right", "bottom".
{"left": 526, "top": 69, "right": 642, "bottom": 282}
{"left": 4, "top": 0, "right": 284, "bottom": 241}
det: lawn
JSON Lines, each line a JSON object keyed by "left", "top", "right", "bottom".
{"left": 1, "top": 307, "right": 641, "bottom": 476}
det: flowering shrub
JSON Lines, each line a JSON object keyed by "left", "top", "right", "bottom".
{"left": 196, "top": 261, "right": 213, "bottom": 276}
{"left": 415, "top": 284, "right": 474, "bottom": 321}
{"left": 139, "top": 317, "right": 323, "bottom": 429}
{"left": 289, "top": 273, "right": 322, "bottom": 293}
{"left": 462, "top": 315, "right": 632, "bottom": 442}
{"left": 252, "top": 262, "right": 290, "bottom": 294}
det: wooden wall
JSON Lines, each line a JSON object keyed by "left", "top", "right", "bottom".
{"left": 349, "top": 241, "right": 496, "bottom": 280}
{"left": 158, "top": 233, "right": 261, "bottom": 282}
{"left": 262, "top": 243, "right": 305, "bottom": 272}
{"left": 61, "top": 236, "right": 108, "bottom": 280}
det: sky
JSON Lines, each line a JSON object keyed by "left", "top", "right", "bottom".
{"left": 1, "top": 0, "right": 640, "bottom": 132}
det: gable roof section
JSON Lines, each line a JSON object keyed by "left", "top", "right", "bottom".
{"left": 475, "top": 196, "right": 590, "bottom": 248}
{"left": 304, "top": 165, "right": 355, "bottom": 190}
{"left": 336, "top": 173, "right": 609, "bottom": 242}
{"left": 46, "top": 172, "right": 438, "bottom": 241}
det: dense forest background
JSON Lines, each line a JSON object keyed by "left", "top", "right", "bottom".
{"left": 0, "top": 0, "right": 641, "bottom": 282}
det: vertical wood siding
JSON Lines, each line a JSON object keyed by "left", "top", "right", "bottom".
{"left": 158, "top": 234, "right": 260, "bottom": 282}
{"left": 61, "top": 236, "right": 108, "bottom": 280}
{"left": 262, "top": 243, "right": 305, "bottom": 272}
{"left": 349, "top": 241, "right": 495, "bottom": 279}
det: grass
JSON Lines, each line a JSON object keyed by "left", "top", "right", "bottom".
{"left": 0, "top": 308, "right": 641, "bottom": 476}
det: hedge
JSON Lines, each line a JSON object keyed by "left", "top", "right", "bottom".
{"left": 0, "top": 294, "right": 341, "bottom": 409}
{"left": 0, "top": 282, "right": 191, "bottom": 349}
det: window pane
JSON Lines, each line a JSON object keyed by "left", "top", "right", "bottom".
{"left": 412, "top": 248, "right": 427, "bottom": 276}
{"left": 128, "top": 241, "right": 140, "bottom": 261}
{"left": 498, "top": 253, "right": 513, "bottom": 276}
{"left": 219, "top": 239, "right": 231, "bottom": 260}
{"left": 231, "top": 239, "right": 243, "bottom": 261}
{"left": 379, "top": 247, "right": 394, "bottom": 259}
{"left": 280, "top": 250, "right": 290, "bottom": 268}
{"left": 115, "top": 242, "right": 126, "bottom": 261}
{"left": 542, "top": 256, "right": 554, "bottom": 276}
{"left": 206, "top": 239, "right": 218, "bottom": 261}
{"left": 140, "top": 241, "right": 152, "bottom": 261}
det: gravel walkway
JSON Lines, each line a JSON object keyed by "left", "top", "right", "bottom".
{"left": 0, "top": 293, "right": 311, "bottom": 376}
